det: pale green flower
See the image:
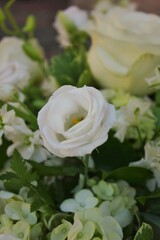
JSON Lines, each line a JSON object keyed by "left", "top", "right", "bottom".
{"left": 5, "top": 200, "right": 37, "bottom": 225}
{"left": 60, "top": 189, "right": 98, "bottom": 212}
{"left": 0, "top": 214, "right": 13, "bottom": 234}
{"left": 74, "top": 208, "right": 123, "bottom": 239}
{"left": 91, "top": 238, "right": 101, "bottom": 240}
{"left": 68, "top": 215, "right": 95, "bottom": 240}
{"left": 92, "top": 180, "right": 119, "bottom": 200}
{"left": 12, "top": 220, "right": 30, "bottom": 240}
{"left": 0, "top": 235, "right": 20, "bottom": 240}
{"left": 77, "top": 207, "right": 102, "bottom": 224}
{"left": 117, "top": 181, "right": 136, "bottom": 209}
{"left": 97, "top": 216, "right": 123, "bottom": 240}
{"left": 99, "top": 197, "right": 133, "bottom": 228}
{"left": 30, "top": 223, "right": 42, "bottom": 240}
{"left": 51, "top": 220, "right": 72, "bottom": 240}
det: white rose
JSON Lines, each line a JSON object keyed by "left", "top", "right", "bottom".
{"left": 0, "top": 37, "right": 43, "bottom": 84}
{"left": 54, "top": 6, "right": 88, "bottom": 47}
{"left": 87, "top": 7, "right": 160, "bottom": 95}
{"left": 37, "top": 85, "right": 116, "bottom": 158}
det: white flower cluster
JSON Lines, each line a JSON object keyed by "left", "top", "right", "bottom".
{"left": 0, "top": 104, "right": 48, "bottom": 162}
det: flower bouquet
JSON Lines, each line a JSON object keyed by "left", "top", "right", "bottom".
{"left": 0, "top": 0, "right": 160, "bottom": 239}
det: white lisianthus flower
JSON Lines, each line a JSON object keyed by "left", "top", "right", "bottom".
{"left": 0, "top": 62, "right": 30, "bottom": 89}
{"left": 54, "top": 6, "right": 88, "bottom": 47}
{"left": 87, "top": 7, "right": 160, "bottom": 95}
{"left": 60, "top": 189, "right": 98, "bottom": 212}
{"left": 38, "top": 85, "right": 116, "bottom": 158}
{"left": 0, "top": 37, "right": 43, "bottom": 86}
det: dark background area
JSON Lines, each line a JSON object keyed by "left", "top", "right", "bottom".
{"left": 0, "top": 0, "right": 159, "bottom": 57}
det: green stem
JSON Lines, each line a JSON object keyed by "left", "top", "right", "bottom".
{"left": 82, "top": 155, "right": 89, "bottom": 186}
{"left": 0, "top": 22, "right": 14, "bottom": 35}
{"left": 5, "top": 0, "right": 25, "bottom": 38}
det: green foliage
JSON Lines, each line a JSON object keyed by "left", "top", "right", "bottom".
{"left": 28, "top": 160, "right": 83, "bottom": 177}
{"left": 134, "top": 222, "right": 153, "bottom": 240}
{"left": 137, "top": 190, "right": 160, "bottom": 205}
{"left": 104, "top": 166, "right": 152, "bottom": 185}
{"left": 0, "top": 0, "right": 36, "bottom": 39}
{"left": 92, "top": 131, "right": 142, "bottom": 171}
{"left": 141, "top": 213, "right": 160, "bottom": 228}
{"left": 49, "top": 47, "right": 93, "bottom": 87}
{"left": 0, "top": 151, "right": 54, "bottom": 214}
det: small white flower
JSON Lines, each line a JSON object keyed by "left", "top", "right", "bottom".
{"left": 54, "top": 6, "right": 88, "bottom": 47}
{"left": 60, "top": 189, "right": 98, "bottom": 212}
{"left": 114, "top": 97, "right": 156, "bottom": 142}
{"left": 5, "top": 117, "right": 47, "bottom": 161}
{"left": 38, "top": 85, "right": 116, "bottom": 158}
{"left": 130, "top": 141, "right": 160, "bottom": 189}
{"left": 0, "top": 105, "right": 17, "bottom": 145}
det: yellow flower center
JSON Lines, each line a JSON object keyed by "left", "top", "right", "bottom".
{"left": 72, "top": 116, "right": 83, "bottom": 125}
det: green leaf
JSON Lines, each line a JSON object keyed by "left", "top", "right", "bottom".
{"left": 49, "top": 47, "right": 93, "bottom": 87}
{"left": 92, "top": 131, "right": 142, "bottom": 171}
{"left": 28, "top": 160, "right": 82, "bottom": 177}
{"left": 0, "top": 8, "right": 5, "bottom": 23}
{"left": 141, "top": 213, "right": 160, "bottom": 228}
{"left": 11, "top": 151, "right": 38, "bottom": 183}
{"left": 137, "top": 190, "right": 160, "bottom": 205}
{"left": 104, "top": 166, "right": 152, "bottom": 185}
{"left": 134, "top": 222, "right": 153, "bottom": 240}
{"left": 77, "top": 69, "right": 92, "bottom": 87}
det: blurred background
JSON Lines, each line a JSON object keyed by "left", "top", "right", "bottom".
{"left": 0, "top": 0, "right": 159, "bottom": 57}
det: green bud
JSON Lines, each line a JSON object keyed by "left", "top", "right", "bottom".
{"left": 23, "top": 42, "right": 43, "bottom": 62}
{"left": 23, "top": 15, "right": 36, "bottom": 33}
